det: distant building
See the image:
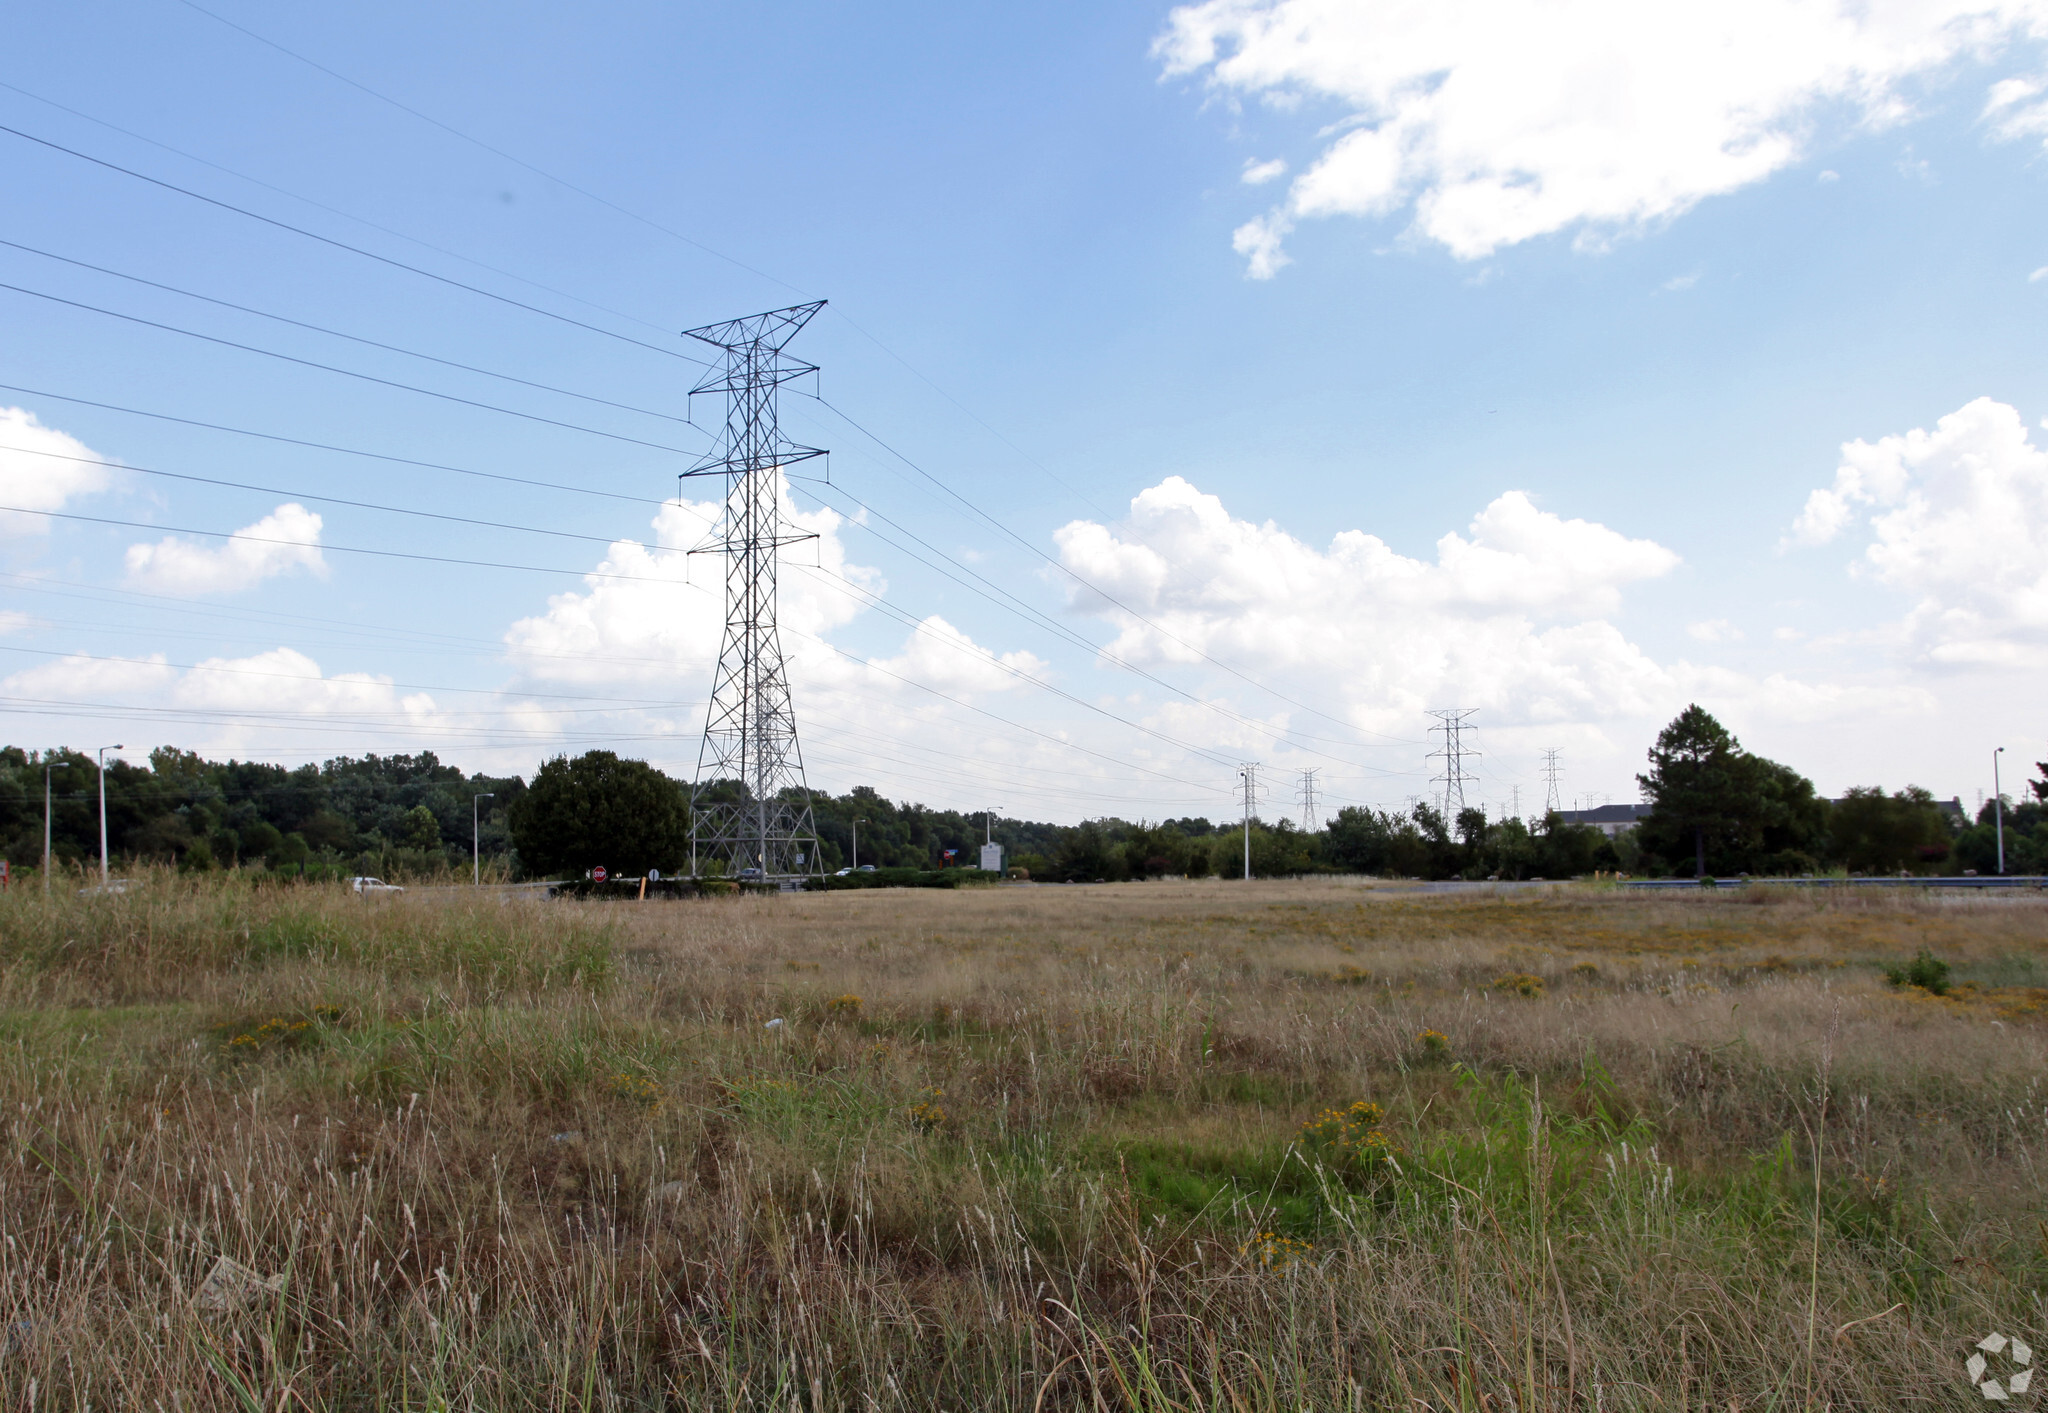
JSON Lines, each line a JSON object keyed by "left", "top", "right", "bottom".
{"left": 1556, "top": 803, "right": 1653, "bottom": 837}
{"left": 1936, "top": 797, "right": 1969, "bottom": 829}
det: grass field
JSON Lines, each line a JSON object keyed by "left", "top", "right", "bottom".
{"left": 0, "top": 873, "right": 2041, "bottom": 1410}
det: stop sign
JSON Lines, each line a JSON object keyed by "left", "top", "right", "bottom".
{"left": 592, "top": 865, "right": 608, "bottom": 882}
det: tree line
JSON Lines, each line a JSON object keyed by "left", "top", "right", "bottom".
{"left": 3, "top": 706, "right": 2038, "bottom": 882}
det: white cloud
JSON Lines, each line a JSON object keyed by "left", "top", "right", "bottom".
{"left": 1156, "top": 0, "right": 2048, "bottom": 272}
{"left": 1818, "top": 168, "right": 1842, "bottom": 181}
{"left": 2030, "top": 264, "right": 2048, "bottom": 281}
{"left": 124, "top": 503, "right": 326, "bottom": 596}
{"left": 1688, "top": 618, "right": 1744, "bottom": 642}
{"left": 867, "top": 615, "right": 1049, "bottom": 696}
{"left": 1662, "top": 272, "right": 1702, "bottom": 291}
{"left": 1241, "top": 156, "right": 1289, "bottom": 185}
{"left": 503, "top": 484, "right": 878, "bottom": 685}
{"left": 1053, "top": 476, "right": 1680, "bottom": 731}
{"left": 0, "top": 406, "right": 114, "bottom": 535}
{"left": 1789, "top": 396, "right": 2048, "bottom": 665}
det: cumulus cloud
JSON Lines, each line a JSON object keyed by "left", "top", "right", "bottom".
{"left": 1688, "top": 618, "right": 1744, "bottom": 642}
{"left": 1241, "top": 156, "right": 1289, "bottom": 185}
{"left": 504, "top": 484, "right": 878, "bottom": 685}
{"left": 1788, "top": 396, "right": 2048, "bottom": 665}
{"left": 1156, "top": 0, "right": 2048, "bottom": 272}
{"left": 124, "top": 503, "right": 326, "bottom": 596}
{"left": 1053, "top": 476, "right": 1679, "bottom": 732}
{"left": 0, "top": 406, "right": 115, "bottom": 534}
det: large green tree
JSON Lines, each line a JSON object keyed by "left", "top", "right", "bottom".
{"left": 507, "top": 751, "right": 690, "bottom": 879}
{"left": 1636, "top": 706, "right": 1824, "bottom": 876}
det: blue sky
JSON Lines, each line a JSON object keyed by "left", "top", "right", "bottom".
{"left": 5, "top": 0, "right": 2048, "bottom": 823}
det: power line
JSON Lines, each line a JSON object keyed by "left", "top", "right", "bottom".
{"left": 0, "top": 120, "right": 710, "bottom": 365}
{"left": 0, "top": 278, "right": 702, "bottom": 454}
{"left": 166, "top": 0, "right": 806, "bottom": 300}
{"left": 0, "top": 442, "right": 646, "bottom": 549}
{"left": 0, "top": 75, "right": 684, "bottom": 337}
{"left": 0, "top": 237, "right": 698, "bottom": 426}
{"left": 1542, "top": 747, "right": 1563, "bottom": 815}
{"left": 0, "top": 379, "right": 662, "bottom": 506}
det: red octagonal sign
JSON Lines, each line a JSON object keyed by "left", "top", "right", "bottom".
{"left": 592, "top": 865, "right": 607, "bottom": 882}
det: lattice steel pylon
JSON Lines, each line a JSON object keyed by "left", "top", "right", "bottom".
{"left": 1426, "top": 708, "right": 1480, "bottom": 822}
{"left": 681, "top": 301, "right": 828, "bottom": 882}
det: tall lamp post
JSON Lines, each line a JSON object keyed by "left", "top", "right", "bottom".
{"left": 852, "top": 818, "right": 868, "bottom": 871}
{"left": 473, "top": 792, "right": 495, "bottom": 886}
{"left": 42, "top": 760, "right": 54, "bottom": 895}
{"left": 96, "top": 744, "right": 122, "bottom": 889}
{"left": 1994, "top": 747, "right": 2006, "bottom": 876}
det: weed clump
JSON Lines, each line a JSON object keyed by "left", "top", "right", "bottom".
{"left": 826, "top": 993, "right": 863, "bottom": 1017}
{"left": 1299, "top": 1100, "right": 1398, "bottom": 1168}
{"left": 607, "top": 1072, "right": 663, "bottom": 1110}
{"left": 1243, "top": 1231, "right": 1314, "bottom": 1270}
{"left": 1415, "top": 1028, "right": 1449, "bottom": 1056}
{"left": 1883, "top": 949, "right": 1951, "bottom": 995}
{"left": 1492, "top": 972, "right": 1546, "bottom": 998}
{"left": 908, "top": 1086, "right": 947, "bottom": 1132}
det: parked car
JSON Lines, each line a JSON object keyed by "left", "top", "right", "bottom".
{"left": 348, "top": 877, "right": 404, "bottom": 895}
{"left": 833, "top": 867, "right": 854, "bottom": 877}
{"left": 857, "top": 864, "right": 877, "bottom": 873}
{"left": 77, "top": 878, "right": 138, "bottom": 897}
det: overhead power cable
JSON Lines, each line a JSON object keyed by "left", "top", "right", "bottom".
{"left": 168, "top": 0, "right": 807, "bottom": 300}
{"left": 0, "top": 278, "right": 701, "bottom": 454}
{"left": 0, "top": 504, "right": 1223, "bottom": 793}
{"left": 0, "top": 237, "right": 697, "bottom": 426}
{"left": 806, "top": 476, "right": 1408, "bottom": 772}
{"left": 0, "top": 76, "right": 680, "bottom": 336}
{"left": 0, "top": 120, "right": 710, "bottom": 367}
{"left": 810, "top": 395, "right": 1427, "bottom": 746}
{"left": 0, "top": 380, "right": 660, "bottom": 506}
{"left": 0, "top": 442, "right": 643, "bottom": 549}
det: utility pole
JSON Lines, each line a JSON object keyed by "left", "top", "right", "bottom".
{"left": 42, "top": 760, "right": 53, "bottom": 895}
{"left": 985, "top": 807, "right": 1000, "bottom": 845}
{"left": 1994, "top": 747, "right": 2006, "bottom": 875}
{"left": 1238, "top": 763, "right": 1259, "bottom": 881}
{"left": 95, "top": 744, "right": 121, "bottom": 890}
{"left": 1510, "top": 784, "right": 1520, "bottom": 824}
{"left": 1426, "top": 709, "right": 1479, "bottom": 821}
{"left": 472, "top": 792, "right": 494, "bottom": 886}
{"left": 852, "top": 818, "right": 868, "bottom": 871}
{"left": 682, "top": 302, "right": 828, "bottom": 883}
{"left": 1541, "top": 748, "right": 1563, "bottom": 816}
{"left": 1297, "top": 768, "right": 1322, "bottom": 832}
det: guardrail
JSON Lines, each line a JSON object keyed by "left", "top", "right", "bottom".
{"left": 1623, "top": 875, "right": 2046, "bottom": 890}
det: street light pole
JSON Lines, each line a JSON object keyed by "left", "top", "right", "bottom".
{"left": 95, "top": 744, "right": 122, "bottom": 889}
{"left": 852, "top": 818, "right": 868, "bottom": 870}
{"left": 1994, "top": 747, "right": 2006, "bottom": 876}
{"left": 473, "top": 792, "right": 495, "bottom": 886}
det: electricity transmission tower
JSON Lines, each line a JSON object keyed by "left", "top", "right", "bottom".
{"left": 1426, "top": 709, "right": 1479, "bottom": 822}
{"left": 1541, "top": 748, "right": 1563, "bottom": 816}
{"left": 1237, "top": 763, "right": 1259, "bottom": 880}
{"left": 1297, "top": 767, "right": 1322, "bottom": 832}
{"left": 682, "top": 301, "right": 827, "bottom": 882}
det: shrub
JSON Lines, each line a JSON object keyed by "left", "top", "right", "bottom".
{"left": 1492, "top": 972, "right": 1546, "bottom": 998}
{"left": 1883, "top": 949, "right": 1951, "bottom": 995}
{"left": 1298, "top": 1100, "right": 1398, "bottom": 1167}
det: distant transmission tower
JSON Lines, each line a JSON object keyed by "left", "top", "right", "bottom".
{"left": 1297, "top": 767, "right": 1322, "bottom": 831}
{"left": 682, "top": 301, "right": 828, "bottom": 882}
{"left": 1237, "top": 762, "right": 1259, "bottom": 881}
{"left": 1541, "top": 748, "right": 1563, "bottom": 816}
{"left": 1426, "top": 709, "right": 1480, "bottom": 821}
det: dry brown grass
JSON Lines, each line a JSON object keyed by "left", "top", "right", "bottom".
{"left": 0, "top": 872, "right": 2041, "bottom": 1409}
